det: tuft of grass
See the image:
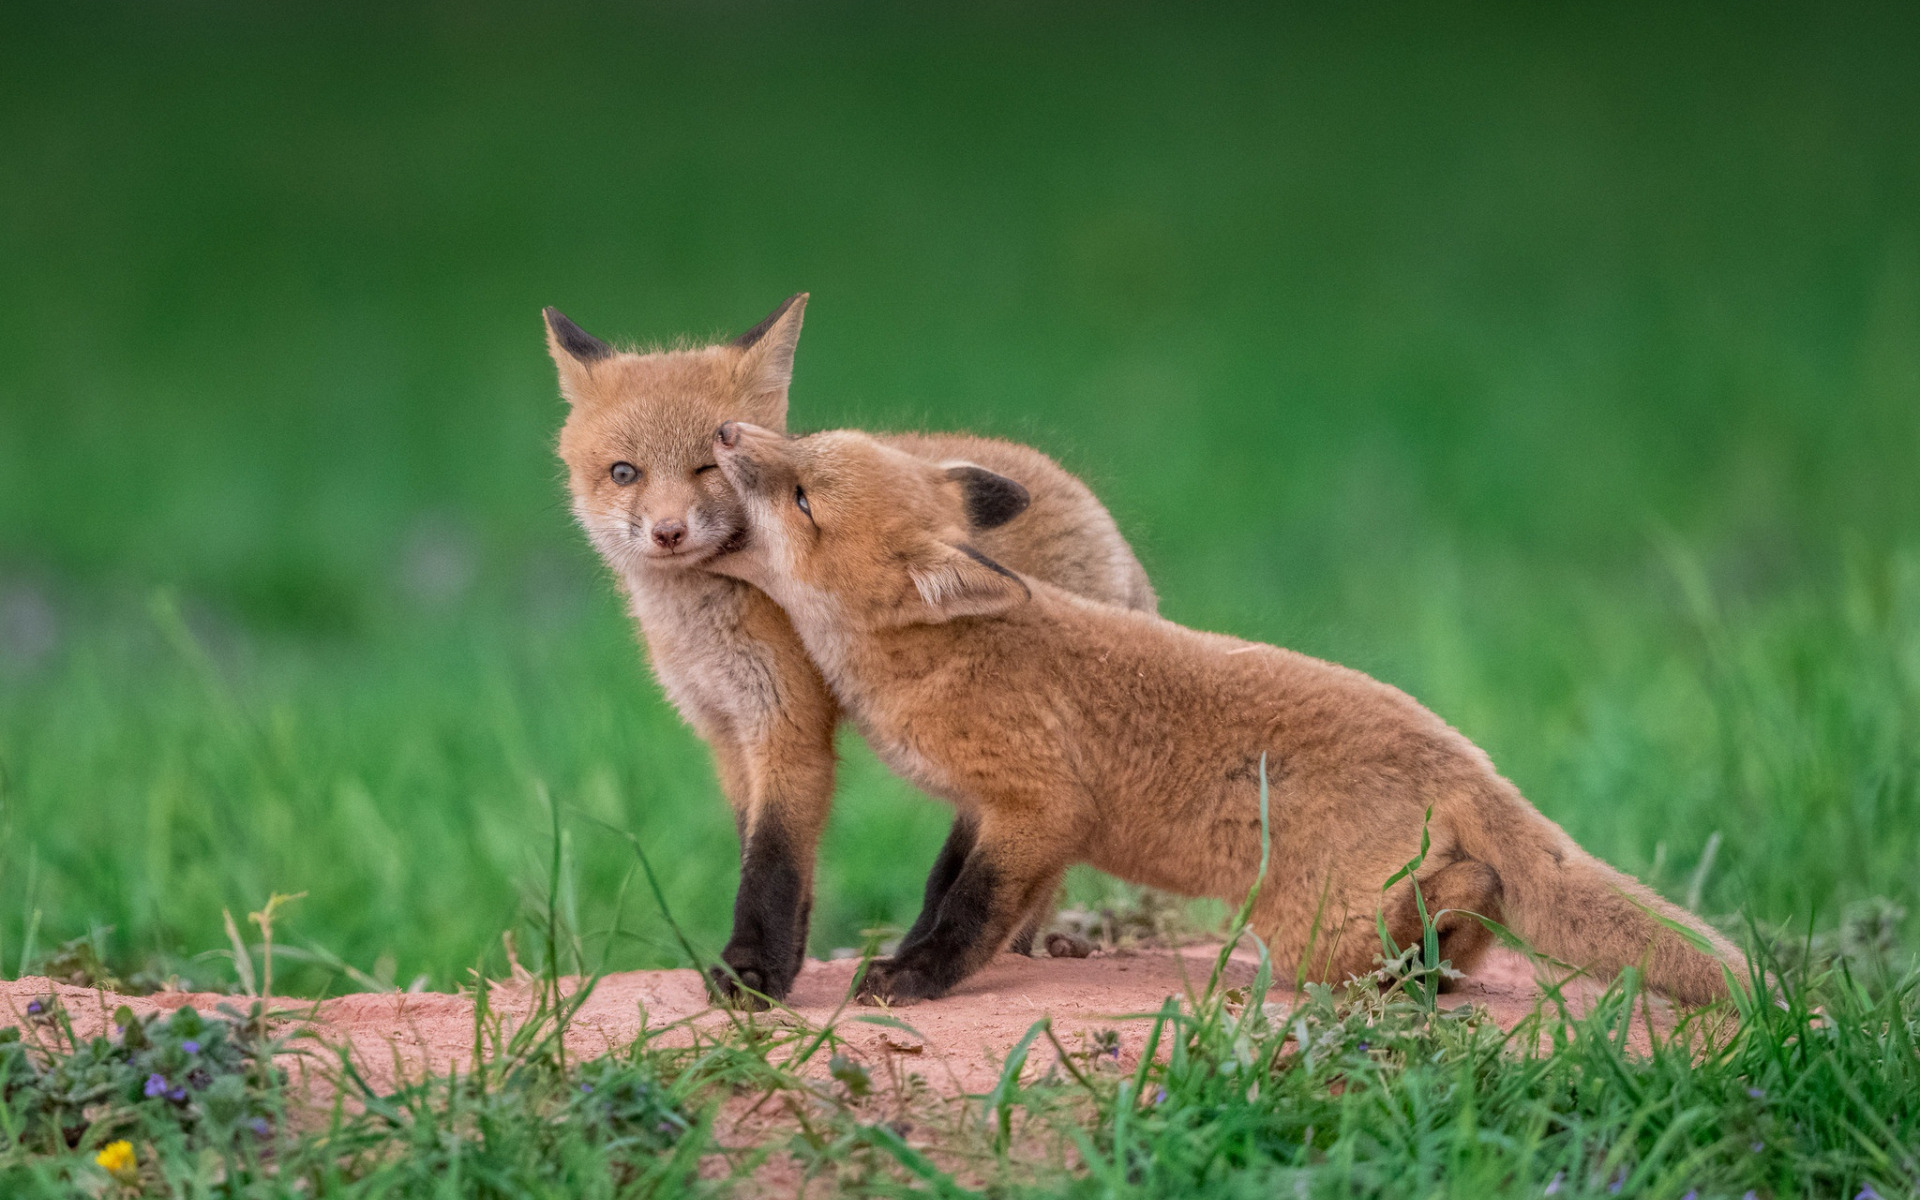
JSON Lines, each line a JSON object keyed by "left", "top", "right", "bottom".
{"left": 964, "top": 894, "right": 1920, "bottom": 1199}
{"left": 1, "top": 999, "right": 289, "bottom": 1195}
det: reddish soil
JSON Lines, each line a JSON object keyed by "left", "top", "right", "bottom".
{"left": 2, "top": 946, "right": 1667, "bottom": 1099}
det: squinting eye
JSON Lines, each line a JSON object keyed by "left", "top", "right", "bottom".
{"left": 794, "top": 486, "right": 812, "bottom": 518}
{"left": 694, "top": 464, "right": 719, "bottom": 475}
{"left": 610, "top": 461, "right": 639, "bottom": 485}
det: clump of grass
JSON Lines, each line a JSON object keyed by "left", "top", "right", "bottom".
{"left": 1015, "top": 966, "right": 1912, "bottom": 1197}
{"left": 313, "top": 1008, "right": 714, "bottom": 1198}
{"left": 0, "top": 987, "right": 727, "bottom": 1197}
{"left": 1756, "top": 897, "right": 1909, "bottom": 988}
{"left": 1, "top": 998, "right": 286, "bottom": 1195}
{"left": 973, "top": 882, "right": 1920, "bottom": 1199}
{"left": 1050, "top": 888, "right": 1215, "bottom": 953}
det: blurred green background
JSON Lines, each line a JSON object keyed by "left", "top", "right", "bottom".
{"left": 2, "top": 2, "right": 1917, "bottom": 993}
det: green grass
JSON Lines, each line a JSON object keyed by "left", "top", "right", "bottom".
{"left": 6, "top": 875, "right": 1916, "bottom": 1197}
{"left": 2, "top": 0, "right": 1919, "bottom": 1128}
{"left": 4, "top": 0, "right": 1918, "bottom": 991}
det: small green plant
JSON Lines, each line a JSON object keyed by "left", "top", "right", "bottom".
{"left": 28, "top": 932, "right": 122, "bottom": 991}
{"left": 1371, "top": 805, "right": 1459, "bottom": 1011}
{"left": 0, "top": 1000, "right": 285, "bottom": 1193}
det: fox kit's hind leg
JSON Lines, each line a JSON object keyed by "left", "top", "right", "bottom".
{"left": 710, "top": 704, "right": 838, "bottom": 1008}
{"left": 1008, "top": 866, "right": 1066, "bottom": 956}
{"left": 859, "top": 809, "right": 1071, "bottom": 1005}
{"left": 1384, "top": 858, "right": 1505, "bottom": 989}
{"left": 896, "top": 816, "right": 1057, "bottom": 958}
{"left": 1290, "top": 858, "right": 1506, "bottom": 990}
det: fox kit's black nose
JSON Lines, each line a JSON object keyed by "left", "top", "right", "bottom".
{"left": 716, "top": 422, "right": 739, "bottom": 448}
{"left": 652, "top": 520, "right": 687, "bottom": 550}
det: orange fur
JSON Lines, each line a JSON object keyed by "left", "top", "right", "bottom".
{"left": 709, "top": 423, "right": 1747, "bottom": 1007}
{"left": 545, "top": 296, "right": 1154, "bottom": 1003}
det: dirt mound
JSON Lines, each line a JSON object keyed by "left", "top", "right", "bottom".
{"left": 2, "top": 946, "right": 1664, "bottom": 1098}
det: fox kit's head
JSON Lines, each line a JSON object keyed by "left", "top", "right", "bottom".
{"left": 546, "top": 295, "right": 807, "bottom": 574}
{"left": 710, "top": 421, "right": 1034, "bottom": 633}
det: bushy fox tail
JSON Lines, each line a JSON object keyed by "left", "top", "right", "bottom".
{"left": 1457, "top": 790, "right": 1746, "bottom": 1006}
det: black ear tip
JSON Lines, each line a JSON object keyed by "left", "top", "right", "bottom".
{"left": 1003, "top": 479, "right": 1032, "bottom": 521}
{"left": 544, "top": 307, "right": 614, "bottom": 363}
{"left": 948, "top": 465, "right": 1031, "bottom": 529}
{"left": 732, "top": 292, "right": 808, "bottom": 349}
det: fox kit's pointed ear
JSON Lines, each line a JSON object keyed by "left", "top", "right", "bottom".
{"left": 944, "top": 464, "right": 1031, "bottom": 529}
{"left": 544, "top": 307, "right": 612, "bottom": 404}
{"left": 905, "top": 542, "right": 1031, "bottom": 623}
{"left": 732, "top": 292, "right": 807, "bottom": 428}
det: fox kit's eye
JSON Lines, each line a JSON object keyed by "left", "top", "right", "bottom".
{"left": 610, "top": 462, "right": 639, "bottom": 486}
{"left": 794, "top": 486, "right": 812, "bottom": 519}
{"left": 694, "top": 463, "right": 719, "bottom": 475}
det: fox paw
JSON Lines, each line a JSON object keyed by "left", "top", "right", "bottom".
{"left": 708, "top": 964, "right": 774, "bottom": 1011}
{"left": 855, "top": 959, "right": 946, "bottom": 1006}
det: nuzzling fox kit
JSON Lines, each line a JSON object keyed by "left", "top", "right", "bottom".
{"left": 545, "top": 295, "right": 1155, "bottom": 1005}
{"left": 709, "top": 421, "right": 1747, "bottom": 1007}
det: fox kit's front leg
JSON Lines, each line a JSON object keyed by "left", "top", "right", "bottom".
{"left": 859, "top": 808, "right": 1073, "bottom": 1005}
{"left": 707, "top": 745, "right": 828, "bottom": 1005}
{"left": 708, "top": 669, "right": 839, "bottom": 1008}
{"left": 637, "top": 575, "right": 842, "bottom": 1009}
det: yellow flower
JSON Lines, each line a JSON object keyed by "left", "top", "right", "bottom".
{"left": 95, "top": 1139, "right": 136, "bottom": 1176}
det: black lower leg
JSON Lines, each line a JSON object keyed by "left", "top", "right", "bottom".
{"left": 898, "top": 814, "right": 978, "bottom": 954}
{"left": 862, "top": 846, "right": 1043, "bottom": 1004}
{"left": 713, "top": 818, "right": 807, "bottom": 1006}
{"left": 787, "top": 892, "right": 814, "bottom": 983}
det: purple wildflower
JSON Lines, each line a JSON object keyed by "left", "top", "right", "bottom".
{"left": 250, "top": 1117, "right": 271, "bottom": 1136}
{"left": 1356, "top": 1041, "right": 1370, "bottom": 1052}
{"left": 1747, "top": 1087, "right": 1764, "bottom": 1099}
{"left": 1752, "top": 1141, "right": 1764, "bottom": 1152}
{"left": 25, "top": 1000, "right": 43, "bottom": 1016}
{"left": 144, "top": 1073, "right": 169, "bottom": 1098}
{"left": 1153, "top": 1087, "right": 1168, "bottom": 1104}
{"left": 1855, "top": 1188, "right": 1881, "bottom": 1200}
{"left": 1610, "top": 1170, "right": 1625, "bottom": 1193}
{"left": 168, "top": 1086, "right": 186, "bottom": 1102}
{"left": 182, "top": 1040, "right": 200, "bottom": 1055}
{"left": 1682, "top": 1192, "right": 1698, "bottom": 1200}
{"left": 1544, "top": 1171, "right": 1563, "bottom": 1195}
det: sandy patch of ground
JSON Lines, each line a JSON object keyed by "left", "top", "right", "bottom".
{"left": 2, "top": 946, "right": 1665, "bottom": 1099}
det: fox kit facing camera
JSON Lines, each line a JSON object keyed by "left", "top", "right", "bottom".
{"left": 545, "top": 295, "right": 1154, "bottom": 1005}
{"left": 707, "top": 421, "right": 1747, "bottom": 1007}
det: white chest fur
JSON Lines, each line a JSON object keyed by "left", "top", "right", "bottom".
{"left": 621, "top": 567, "right": 784, "bottom": 742}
